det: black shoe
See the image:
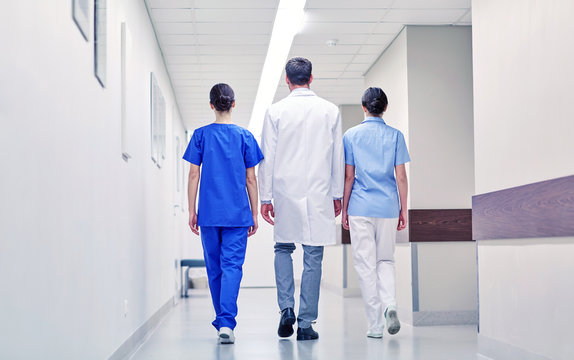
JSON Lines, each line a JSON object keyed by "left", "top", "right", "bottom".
{"left": 296, "top": 325, "right": 319, "bottom": 341}
{"left": 278, "top": 308, "right": 296, "bottom": 337}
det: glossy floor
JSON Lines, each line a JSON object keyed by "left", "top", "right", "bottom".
{"left": 131, "top": 288, "right": 484, "bottom": 360}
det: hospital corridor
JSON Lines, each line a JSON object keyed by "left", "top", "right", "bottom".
{"left": 1, "top": 1, "right": 573, "bottom": 359}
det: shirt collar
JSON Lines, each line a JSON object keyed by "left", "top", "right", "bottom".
{"left": 362, "top": 116, "right": 386, "bottom": 124}
{"left": 289, "top": 87, "right": 315, "bottom": 97}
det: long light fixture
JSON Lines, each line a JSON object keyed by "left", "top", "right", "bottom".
{"left": 248, "top": 0, "right": 306, "bottom": 137}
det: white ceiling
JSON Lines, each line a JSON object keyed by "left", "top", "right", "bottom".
{"left": 146, "top": 0, "right": 471, "bottom": 130}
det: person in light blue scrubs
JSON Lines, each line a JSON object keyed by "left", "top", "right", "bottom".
{"left": 183, "top": 83, "right": 263, "bottom": 344}
{"left": 342, "top": 87, "right": 410, "bottom": 339}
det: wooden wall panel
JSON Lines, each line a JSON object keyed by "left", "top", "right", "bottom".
{"left": 341, "top": 209, "right": 472, "bottom": 243}
{"left": 409, "top": 209, "right": 473, "bottom": 242}
{"left": 472, "top": 175, "right": 574, "bottom": 240}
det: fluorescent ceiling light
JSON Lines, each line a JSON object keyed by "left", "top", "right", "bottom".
{"left": 248, "top": 0, "right": 306, "bottom": 137}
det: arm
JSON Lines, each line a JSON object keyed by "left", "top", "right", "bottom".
{"left": 246, "top": 167, "right": 259, "bottom": 237}
{"left": 342, "top": 164, "right": 355, "bottom": 230}
{"left": 395, "top": 164, "right": 408, "bottom": 231}
{"left": 187, "top": 164, "right": 200, "bottom": 235}
{"left": 331, "top": 111, "right": 345, "bottom": 216}
{"left": 258, "top": 109, "right": 277, "bottom": 225}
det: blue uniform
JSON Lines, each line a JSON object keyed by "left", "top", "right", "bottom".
{"left": 343, "top": 117, "right": 410, "bottom": 218}
{"left": 183, "top": 123, "right": 263, "bottom": 330}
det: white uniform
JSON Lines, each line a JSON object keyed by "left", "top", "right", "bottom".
{"left": 258, "top": 88, "right": 344, "bottom": 246}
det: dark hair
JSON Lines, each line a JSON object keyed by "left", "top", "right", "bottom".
{"left": 361, "top": 87, "right": 388, "bottom": 115}
{"left": 209, "top": 83, "right": 235, "bottom": 112}
{"left": 285, "top": 57, "right": 312, "bottom": 85}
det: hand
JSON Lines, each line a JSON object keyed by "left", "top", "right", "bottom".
{"left": 342, "top": 211, "right": 349, "bottom": 230}
{"left": 261, "top": 203, "right": 275, "bottom": 225}
{"left": 397, "top": 209, "right": 407, "bottom": 231}
{"left": 248, "top": 215, "right": 258, "bottom": 237}
{"left": 333, "top": 199, "right": 342, "bottom": 217}
{"left": 189, "top": 213, "right": 199, "bottom": 235}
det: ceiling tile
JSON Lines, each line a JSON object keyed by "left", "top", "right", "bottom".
{"left": 193, "top": 34, "right": 271, "bottom": 45}
{"left": 194, "top": 9, "right": 276, "bottom": 22}
{"left": 305, "top": 9, "right": 386, "bottom": 23}
{"left": 372, "top": 22, "right": 405, "bottom": 34}
{"left": 306, "top": 0, "right": 394, "bottom": 9}
{"left": 147, "top": 0, "right": 192, "bottom": 9}
{"left": 151, "top": 8, "right": 193, "bottom": 22}
{"left": 291, "top": 44, "right": 362, "bottom": 56}
{"left": 392, "top": 0, "right": 471, "bottom": 9}
{"left": 383, "top": 9, "right": 469, "bottom": 23}
{"left": 156, "top": 22, "right": 194, "bottom": 34}
{"left": 160, "top": 34, "right": 196, "bottom": 45}
{"left": 195, "top": 22, "right": 273, "bottom": 34}
{"left": 192, "top": 0, "right": 279, "bottom": 9}
{"left": 301, "top": 22, "right": 378, "bottom": 35}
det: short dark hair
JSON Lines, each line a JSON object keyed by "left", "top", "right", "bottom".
{"left": 285, "top": 57, "right": 312, "bottom": 85}
{"left": 209, "top": 83, "right": 235, "bottom": 112}
{"left": 361, "top": 87, "right": 388, "bottom": 115}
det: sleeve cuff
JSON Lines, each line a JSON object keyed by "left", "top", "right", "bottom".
{"left": 333, "top": 197, "right": 342, "bottom": 201}
{"left": 261, "top": 200, "right": 272, "bottom": 205}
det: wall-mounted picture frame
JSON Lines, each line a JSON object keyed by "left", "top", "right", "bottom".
{"left": 72, "top": 0, "right": 90, "bottom": 41}
{"left": 94, "top": 0, "right": 107, "bottom": 87}
{"left": 150, "top": 73, "right": 166, "bottom": 168}
{"left": 121, "top": 22, "right": 132, "bottom": 162}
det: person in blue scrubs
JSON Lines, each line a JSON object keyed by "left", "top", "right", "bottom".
{"left": 183, "top": 83, "right": 264, "bottom": 344}
{"left": 342, "top": 87, "right": 410, "bottom": 339}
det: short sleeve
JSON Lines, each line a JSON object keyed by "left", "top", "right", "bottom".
{"left": 343, "top": 132, "right": 355, "bottom": 166}
{"left": 395, "top": 131, "right": 410, "bottom": 166}
{"left": 244, "top": 132, "right": 264, "bottom": 168}
{"left": 182, "top": 130, "right": 203, "bottom": 165}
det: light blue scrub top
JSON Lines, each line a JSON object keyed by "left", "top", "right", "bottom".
{"left": 183, "top": 123, "right": 264, "bottom": 227}
{"left": 343, "top": 117, "right": 410, "bottom": 218}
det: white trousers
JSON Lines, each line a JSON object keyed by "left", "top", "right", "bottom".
{"left": 349, "top": 216, "right": 398, "bottom": 333}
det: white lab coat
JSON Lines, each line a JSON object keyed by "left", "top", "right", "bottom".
{"left": 258, "top": 88, "right": 344, "bottom": 246}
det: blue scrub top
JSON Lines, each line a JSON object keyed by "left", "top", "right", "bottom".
{"left": 183, "top": 123, "right": 264, "bottom": 227}
{"left": 343, "top": 117, "right": 410, "bottom": 218}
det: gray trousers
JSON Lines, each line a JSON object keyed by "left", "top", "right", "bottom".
{"left": 274, "top": 242, "right": 324, "bottom": 329}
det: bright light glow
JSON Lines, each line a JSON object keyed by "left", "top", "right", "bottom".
{"left": 248, "top": 0, "right": 306, "bottom": 137}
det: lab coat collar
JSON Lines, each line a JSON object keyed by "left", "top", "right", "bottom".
{"left": 288, "top": 87, "right": 316, "bottom": 97}
{"left": 362, "top": 116, "right": 386, "bottom": 124}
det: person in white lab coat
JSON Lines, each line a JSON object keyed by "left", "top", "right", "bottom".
{"left": 258, "top": 57, "right": 344, "bottom": 341}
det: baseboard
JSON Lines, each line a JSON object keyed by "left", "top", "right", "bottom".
{"left": 108, "top": 295, "right": 175, "bottom": 360}
{"left": 412, "top": 310, "right": 477, "bottom": 326}
{"left": 478, "top": 334, "right": 551, "bottom": 360}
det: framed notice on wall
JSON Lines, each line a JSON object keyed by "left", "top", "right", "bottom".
{"left": 94, "top": 0, "right": 107, "bottom": 87}
{"left": 72, "top": 0, "right": 90, "bottom": 41}
{"left": 150, "top": 73, "right": 166, "bottom": 168}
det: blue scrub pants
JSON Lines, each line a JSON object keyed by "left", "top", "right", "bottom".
{"left": 200, "top": 226, "right": 249, "bottom": 330}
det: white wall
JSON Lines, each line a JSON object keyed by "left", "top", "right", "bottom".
{"left": 365, "top": 29, "right": 410, "bottom": 147}
{"left": 473, "top": 0, "right": 574, "bottom": 195}
{"left": 473, "top": 0, "right": 574, "bottom": 358}
{"left": 0, "top": 1, "right": 193, "bottom": 358}
{"left": 407, "top": 26, "right": 475, "bottom": 209}
{"left": 417, "top": 242, "right": 477, "bottom": 312}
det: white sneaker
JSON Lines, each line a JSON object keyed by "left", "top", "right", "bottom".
{"left": 218, "top": 327, "right": 235, "bottom": 344}
{"left": 385, "top": 306, "right": 401, "bottom": 335}
{"left": 366, "top": 330, "right": 383, "bottom": 339}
